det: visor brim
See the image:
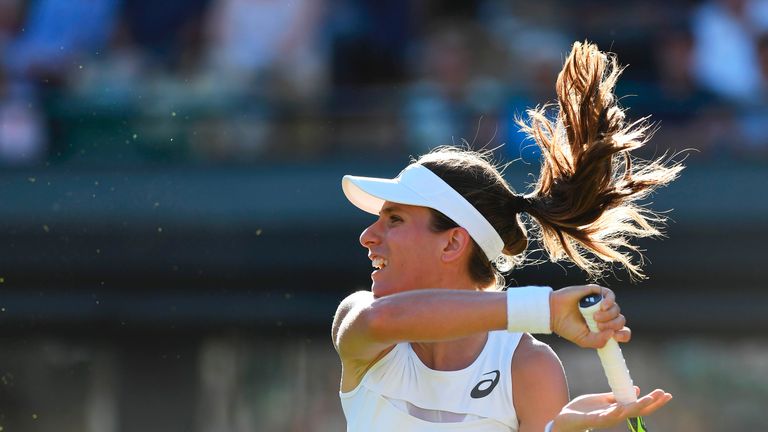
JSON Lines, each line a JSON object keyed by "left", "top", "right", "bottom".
{"left": 342, "top": 175, "right": 428, "bottom": 215}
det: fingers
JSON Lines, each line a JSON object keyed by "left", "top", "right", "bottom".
{"left": 641, "top": 394, "right": 673, "bottom": 415}
{"left": 636, "top": 389, "right": 674, "bottom": 416}
{"left": 591, "top": 288, "right": 630, "bottom": 340}
{"left": 570, "top": 391, "right": 617, "bottom": 405}
{"left": 579, "top": 329, "right": 615, "bottom": 348}
{"left": 581, "top": 326, "right": 631, "bottom": 347}
{"left": 600, "top": 286, "right": 615, "bottom": 309}
{"left": 620, "top": 389, "right": 673, "bottom": 418}
{"left": 554, "top": 284, "right": 632, "bottom": 348}
{"left": 613, "top": 326, "right": 632, "bottom": 343}
{"left": 593, "top": 301, "right": 620, "bottom": 322}
{"left": 596, "top": 309, "right": 626, "bottom": 332}
{"left": 558, "top": 387, "right": 673, "bottom": 431}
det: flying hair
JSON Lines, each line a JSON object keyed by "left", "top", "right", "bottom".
{"left": 413, "top": 41, "right": 682, "bottom": 285}
{"left": 516, "top": 41, "right": 684, "bottom": 280}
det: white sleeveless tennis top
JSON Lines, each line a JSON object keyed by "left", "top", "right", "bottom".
{"left": 340, "top": 330, "right": 524, "bottom": 431}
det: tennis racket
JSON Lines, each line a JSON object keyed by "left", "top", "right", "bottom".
{"left": 579, "top": 294, "right": 647, "bottom": 432}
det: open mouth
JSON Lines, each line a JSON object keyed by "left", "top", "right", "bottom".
{"left": 372, "top": 257, "right": 388, "bottom": 270}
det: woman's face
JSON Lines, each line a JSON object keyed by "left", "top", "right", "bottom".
{"left": 359, "top": 202, "right": 446, "bottom": 298}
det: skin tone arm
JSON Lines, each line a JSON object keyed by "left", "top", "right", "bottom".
{"left": 510, "top": 336, "right": 674, "bottom": 432}
{"left": 332, "top": 284, "right": 628, "bottom": 364}
{"left": 513, "top": 334, "right": 570, "bottom": 432}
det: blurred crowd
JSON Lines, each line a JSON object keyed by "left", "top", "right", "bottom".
{"left": 1, "top": 0, "right": 768, "bottom": 166}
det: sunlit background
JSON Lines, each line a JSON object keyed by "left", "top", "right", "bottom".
{"left": 0, "top": 0, "right": 766, "bottom": 431}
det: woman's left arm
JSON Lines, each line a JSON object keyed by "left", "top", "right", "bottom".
{"left": 512, "top": 334, "right": 569, "bottom": 432}
{"left": 513, "top": 335, "right": 674, "bottom": 432}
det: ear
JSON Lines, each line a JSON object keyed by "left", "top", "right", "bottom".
{"left": 441, "top": 227, "right": 472, "bottom": 264}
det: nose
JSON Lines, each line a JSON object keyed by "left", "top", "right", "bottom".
{"left": 359, "top": 219, "right": 382, "bottom": 248}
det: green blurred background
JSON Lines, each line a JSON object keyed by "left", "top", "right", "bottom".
{"left": 0, "top": 0, "right": 766, "bottom": 431}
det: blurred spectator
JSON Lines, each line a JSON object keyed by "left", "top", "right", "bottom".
{"left": 0, "top": 0, "right": 24, "bottom": 49}
{"left": 189, "top": 0, "right": 329, "bottom": 162}
{"left": 3, "top": 0, "right": 119, "bottom": 82}
{"left": 203, "top": 0, "right": 328, "bottom": 100}
{"left": 68, "top": 17, "right": 149, "bottom": 104}
{"left": 403, "top": 24, "right": 509, "bottom": 155}
{"left": 1, "top": 0, "right": 765, "bottom": 165}
{"left": 651, "top": 29, "right": 713, "bottom": 121}
{"left": 691, "top": 0, "right": 768, "bottom": 104}
{"left": 0, "top": 81, "right": 47, "bottom": 164}
{"left": 735, "top": 32, "right": 768, "bottom": 157}
{"left": 628, "top": 27, "right": 726, "bottom": 156}
{"left": 0, "top": 0, "right": 121, "bottom": 165}
{"left": 0, "top": 0, "right": 46, "bottom": 165}
{"left": 499, "top": 28, "right": 571, "bottom": 162}
{"left": 330, "top": 0, "right": 416, "bottom": 86}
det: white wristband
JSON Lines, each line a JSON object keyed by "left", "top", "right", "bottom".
{"left": 544, "top": 420, "right": 554, "bottom": 432}
{"left": 506, "top": 286, "right": 552, "bottom": 334}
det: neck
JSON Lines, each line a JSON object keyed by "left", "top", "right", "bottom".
{"left": 433, "top": 266, "right": 488, "bottom": 292}
{"left": 412, "top": 332, "right": 489, "bottom": 371}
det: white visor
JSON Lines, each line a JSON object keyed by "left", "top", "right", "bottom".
{"left": 342, "top": 163, "right": 504, "bottom": 260}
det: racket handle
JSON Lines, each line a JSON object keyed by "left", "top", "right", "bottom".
{"left": 579, "top": 294, "right": 637, "bottom": 405}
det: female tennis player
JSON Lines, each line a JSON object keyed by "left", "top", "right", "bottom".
{"left": 332, "top": 42, "right": 677, "bottom": 432}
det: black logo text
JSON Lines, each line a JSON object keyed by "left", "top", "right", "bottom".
{"left": 470, "top": 370, "right": 500, "bottom": 399}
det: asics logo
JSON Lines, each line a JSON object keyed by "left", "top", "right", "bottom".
{"left": 470, "top": 370, "right": 500, "bottom": 399}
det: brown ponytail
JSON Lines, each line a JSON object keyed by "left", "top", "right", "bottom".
{"left": 412, "top": 41, "right": 682, "bottom": 286}
{"left": 517, "top": 41, "right": 684, "bottom": 280}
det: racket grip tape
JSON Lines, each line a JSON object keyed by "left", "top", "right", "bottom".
{"left": 579, "top": 294, "right": 637, "bottom": 405}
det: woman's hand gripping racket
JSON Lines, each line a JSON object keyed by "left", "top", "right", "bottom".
{"left": 579, "top": 293, "right": 647, "bottom": 432}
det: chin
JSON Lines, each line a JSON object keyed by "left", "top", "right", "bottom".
{"left": 370, "top": 284, "right": 386, "bottom": 299}
{"left": 370, "top": 281, "right": 396, "bottom": 299}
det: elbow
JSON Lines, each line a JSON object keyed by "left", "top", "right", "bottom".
{"left": 334, "top": 301, "right": 396, "bottom": 360}
{"left": 334, "top": 295, "right": 404, "bottom": 360}
{"left": 361, "top": 299, "right": 399, "bottom": 343}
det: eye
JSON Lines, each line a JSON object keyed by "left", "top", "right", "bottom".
{"left": 388, "top": 215, "right": 403, "bottom": 224}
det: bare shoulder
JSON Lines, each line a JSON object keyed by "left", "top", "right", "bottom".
{"left": 512, "top": 333, "right": 564, "bottom": 376}
{"left": 331, "top": 290, "right": 373, "bottom": 350}
{"left": 331, "top": 290, "right": 396, "bottom": 393}
{"left": 512, "top": 334, "right": 568, "bottom": 429}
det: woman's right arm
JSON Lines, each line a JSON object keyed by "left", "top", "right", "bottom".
{"left": 332, "top": 285, "right": 628, "bottom": 364}
{"left": 333, "top": 289, "right": 511, "bottom": 364}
